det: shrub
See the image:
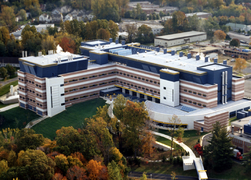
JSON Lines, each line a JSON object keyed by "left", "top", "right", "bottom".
{"left": 162, "top": 155, "right": 166, "bottom": 163}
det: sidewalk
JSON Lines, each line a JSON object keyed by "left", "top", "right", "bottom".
{"left": 0, "top": 103, "right": 19, "bottom": 112}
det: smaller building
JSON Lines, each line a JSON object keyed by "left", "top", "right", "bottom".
{"left": 39, "top": 14, "right": 52, "bottom": 23}
{"left": 226, "top": 23, "right": 251, "bottom": 32}
{"left": 230, "top": 116, "right": 251, "bottom": 153}
{"left": 162, "top": 12, "right": 212, "bottom": 21}
{"left": 190, "top": 47, "right": 219, "bottom": 56}
{"left": 154, "top": 31, "right": 207, "bottom": 47}
{"left": 224, "top": 48, "right": 251, "bottom": 60}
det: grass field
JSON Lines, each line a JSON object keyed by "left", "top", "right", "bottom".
{"left": 0, "top": 107, "right": 40, "bottom": 130}
{"left": 32, "top": 98, "right": 106, "bottom": 139}
{"left": 133, "top": 162, "right": 250, "bottom": 179}
{"left": 0, "top": 80, "right": 18, "bottom": 97}
{"left": 155, "top": 136, "right": 182, "bottom": 150}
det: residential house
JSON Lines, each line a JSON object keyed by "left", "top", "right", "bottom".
{"left": 39, "top": 14, "right": 52, "bottom": 23}
{"left": 52, "top": 13, "right": 63, "bottom": 22}
{"left": 65, "top": 14, "right": 73, "bottom": 21}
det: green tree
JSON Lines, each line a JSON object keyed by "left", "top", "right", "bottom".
{"left": 7, "top": 150, "right": 17, "bottom": 167}
{"left": 0, "top": 41, "right": 6, "bottom": 56}
{"left": 0, "top": 27, "right": 10, "bottom": 45}
{"left": 18, "top": 9, "right": 27, "bottom": 21}
{"left": 0, "top": 6, "right": 17, "bottom": 32}
{"left": 41, "top": 35, "right": 55, "bottom": 54}
{"left": 16, "top": 129, "right": 45, "bottom": 151}
{"left": 203, "top": 121, "right": 233, "bottom": 171}
{"left": 5, "top": 64, "right": 16, "bottom": 78}
{"left": 17, "top": 149, "right": 55, "bottom": 180}
{"left": 108, "top": 160, "right": 122, "bottom": 180}
{"left": 140, "top": 172, "right": 147, "bottom": 180}
{"left": 97, "top": 28, "right": 110, "bottom": 40}
{"left": 243, "top": 149, "right": 251, "bottom": 173}
{"left": 54, "top": 154, "right": 69, "bottom": 174}
{"left": 108, "top": 20, "right": 119, "bottom": 40}
{"left": 113, "top": 94, "right": 127, "bottom": 120}
{"left": 121, "top": 101, "right": 149, "bottom": 157}
{"left": 230, "top": 38, "right": 240, "bottom": 47}
{"left": 0, "top": 67, "right": 8, "bottom": 80}
{"left": 6, "top": 40, "right": 21, "bottom": 57}
{"left": 0, "top": 160, "right": 9, "bottom": 177}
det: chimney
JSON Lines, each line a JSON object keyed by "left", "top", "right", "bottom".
{"left": 187, "top": 53, "right": 191, "bottom": 59}
{"left": 232, "top": 125, "right": 234, "bottom": 134}
{"left": 179, "top": 51, "right": 183, "bottom": 57}
{"left": 122, "top": 40, "right": 125, "bottom": 45}
{"left": 163, "top": 49, "right": 167, "bottom": 54}
{"left": 115, "top": 39, "right": 119, "bottom": 44}
{"left": 171, "top": 50, "right": 175, "bottom": 56}
{"left": 22, "top": 51, "right": 24, "bottom": 57}
{"left": 38, "top": 52, "right": 42, "bottom": 56}
{"left": 205, "top": 56, "right": 209, "bottom": 62}
{"left": 223, "top": 60, "right": 227, "bottom": 65}
{"left": 25, "top": 51, "right": 27, "bottom": 57}
{"left": 109, "top": 38, "right": 113, "bottom": 43}
{"left": 196, "top": 55, "right": 200, "bottom": 61}
{"left": 156, "top": 47, "right": 160, "bottom": 52}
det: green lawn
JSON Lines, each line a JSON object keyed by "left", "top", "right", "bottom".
{"left": 0, "top": 80, "right": 18, "bottom": 97}
{"left": 229, "top": 116, "right": 237, "bottom": 124}
{"left": 155, "top": 136, "right": 182, "bottom": 150}
{"left": 0, "top": 107, "right": 40, "bottom": 130}
{"left": 32, "top": 98, "right": 106, "bottom": 140}
{"left": 133, "top": 162, "right": 250, "bottom": 179}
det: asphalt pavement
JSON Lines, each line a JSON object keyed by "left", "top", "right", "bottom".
{"left": 227, "top": 32, "right": 251, "bottom": 43}
{"left": 129, "top": 171, "right": 220, "bottom": 180}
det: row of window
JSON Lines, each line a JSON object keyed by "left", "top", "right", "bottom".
{"left": 64, "top": 71, "right": 160, "bottom": 86}
{"left": 183, "top": 89, "right": 207, "bottom": 97}
{"left": 183, "top": 99, "right": 207, "bottom": 107}
{"left": 118, "top": 81, "right": 160, "bottom": 95}
{"left": 65, "top": 81, "right": 116, "bottom": 93}
{"left": 65, "top": 71, "right": 117, "bottom": 84}
{"left": 65, "top": 93, "right": 99, "bottom": 102}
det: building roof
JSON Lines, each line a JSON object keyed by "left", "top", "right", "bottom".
{"left": 155, "top": 31, "right": 206, "bottom": 40}
{"left": 19, "top": 52, "right": 86, "bottom": 66}
{"left": 190, "top": 46, "right": 219, "bottom": 53}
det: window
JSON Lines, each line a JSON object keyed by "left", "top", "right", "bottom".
{"left": 146, "top": 88, "right": 149, "bottom": 91}
{"left": 203, "top": 94, "right": 207, "bottom": 97}
{"left": 163, "top": 87, "right": 166, "bottom": 90}
{"left": 80, "top": 95, "right": 88, "bottom": 99}
{"left": 203, "top": 104, "right": 206, "bottom": 107}
{"left": 198, "top": 93, "right": 202, "bottom": 96}
{"left": 90, "top": 84, "right": 97, "bottom": 87}
{"left": 184, "top": 89, "right": 187, "bottom": 92}
{"left": 188, "top": 90, "right": 192, "bottom": 93}
{"left": 198, "top": 103, "right": 202, "bottom": 106}
{"left": 164, "top": 97, "right": 166, "bottom": 100}
{"left": 79, "top": 86, "right": 88, "bottom": 90}
{"left": 79, "top": 77, "right": 88, "bottom": 80}
{"left": 89, "top": 75, "right": 97, "bottom": 79}
{"left": 69, "top": 79, "right": 78, "bottom": 82}
{"left": 184, "top": 99, "right": 187, "bottom": 102}
{"left": 65, "top": 90, "right": 68, "bottom": 93}
{"left": 150, "top": 80, "right": 153, "bottom": 83}
{"left": 188, "top": 100, "right": 192, "bottom": 103}
{"left": 158, "top": 92, "right": 160, "bottom": 94}
{"left": 64, "top": 81, "right": 68, "bottom": 84}
{"left": 61, "top": 103, "right": 65, "bottom": 106}
{"left": 142, "top": 78, "right": 145, "bottom": 81}
{"left": 154, "top": 91, "right": 157, "bottom": 93}
{"left": 193, "top": 92, "right": 197, "bottom": 95}
{"left": 193, "top": 102, "right": 197, "bottom": 105}
{"left": 154, "top": 81, "right": 157, "bottom": 84}
{"left": 146, "top": 79, "right": 149, "bottom": 82}
{"left": 61, "top": 93, "right": 64, "bottom": 96}
{"left": 134, "top": 76, "right": 137, "bottom": 79}
{"left": 138, "top": 77, "right": 141, "bottom": 80}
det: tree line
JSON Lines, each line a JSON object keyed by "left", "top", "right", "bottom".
{"left": 0, "top": 19, "right": 119, "bottom": 57}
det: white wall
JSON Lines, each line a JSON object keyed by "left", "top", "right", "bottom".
{"left": 160, "top": 79, "right": 179, "bottom": 107}
{"left": 46, "top": 77, "right": 65, "bottom": 117}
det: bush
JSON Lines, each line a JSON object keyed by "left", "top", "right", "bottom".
{"left": 169, "top": 155, "right": 173, "bottom": 163}
{"left": 173, "top": 157, "right": 177, "bottom": 165}
{"left": 134, "top": 157, "right": 141, "bottom": 167}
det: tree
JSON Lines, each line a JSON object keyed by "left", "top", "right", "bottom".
{"left": 230, "top": 38, "right": 240, "bottom": 47}
{"left": 6, "top": 39, "right": 22, "bottom": 57}
{"left": 176, "top": 126, "right": 184, "bottom": 142}
{"left": 97, "top": 28, "right": 110, "bottom": 40}
{"left": 17, "top": 149, "right": 55, "bottom": 180}
{"left": 66, "top": 165, "right": 87, "bottom": 180}
{"left": 0, "top": 160, "right": 9, "bottom": 177}
{"left": 7, "top": 150, "right": 17, "bottom": 167}
{"left": 47, "top": 26, "right": 58, "bottom": 36}
{"left": 141, "top": 129, "right": 155, "bottom": 158}
{"left": 243, "top": 149, "right": 251, "bottom": 173}
{"left": 53, "top": 173, "right": 67, "bottom": 180}
{"left": 41, "top": 35, "right": 56, "bottom": 54}
{"left": 121, "top": 101, "right": 149, "bottom": 157}
{"left": 16, "top": 129, "right": 44, "bottom": 151}
{"left": 214, "top": 30, "right": 226, "bottom": 41}
{"left": 169, "top": 115, "right": 181, "bottom": 157}
{"left": 125, "top": 24, "right": 137, "bottom": 43}
{"left": 54, "top": 154, "right": 69, "bottom": 174}
{"left": 0, "top": 41, "right": 6, "bottom": 56}
{"left": 0, "top": 67, "right": 8, "bottom": 80}
{"left": 108, "top": 20, "right": 119, "bottom": 40}
{"left": 86, "top": 159, "right": 108, "bottom": 180}
{"left": 0, "top": 27, "right": 10, "bottom": 45}
{"left": 113, "top": 94, "right": 127, "bottom": 120}
{"left": 171, "top": 171, "right": 177, "bottom": 180}
{"left": 233, "top": 58, "right": 247, "bottom": 73}
{"left": 108, "top": 160, "right": 122, "bottom": 180}
{"left": 140, "top": 172, "right": 147, "bottom": 180}
{"left": 0, "top": 6, "right": 17, "bottom": 32}
{"left": 18, "top": 9, "right": 27, "bottom": 21}
{"left": 58, "top": 37, "right": 76, "bottom": 53}
{"left": 5, "top": 64, "right": 16, "bottom": 78}
{"left": 203, "top": 121, "right": 233, "bottom": 171}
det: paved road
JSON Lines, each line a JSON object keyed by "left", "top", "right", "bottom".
{"left": 227, "top": 32, "right": 251, "bottom": 43}
{"left": 0, "top": 77, "right": 18, "bottom": 87}
{"left": 244, "top": 79, "right": 251, "bottom": 98}
{"left": 129, "top": 171, "right": 220, "bottom": 180}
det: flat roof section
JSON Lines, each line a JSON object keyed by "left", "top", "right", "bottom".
{"left": 155, "top": 31, "right": 206, "bottom": 41}
{"left": 19, "top": 52, "right": 86, "bottom": 66}
{"left": 190, "top": 47, "right": 219, "bottom": 53}
{"left": 201, "top": 64, "right": 228, "bottom": 71}
{"left": 85, "top": 40, "right": 107, "bottom": 45}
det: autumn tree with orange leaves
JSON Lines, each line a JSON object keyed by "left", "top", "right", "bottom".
{"left": 66, "top": 165, "right": 87, "bottom": 180}
{"left": 58, "top": 37, "right": 76, "bottom": 53}
{"left": 214, "top": 30, "right": 226, "bottom": 41}
{"left": 86, "top": 159, "right": 108, "bottom": 180}
{"left": 234, "top": 58, "right": 247, "bottom": 73}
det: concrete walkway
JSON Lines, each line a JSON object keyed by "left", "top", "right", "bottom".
{"left": 0, "top": 77, "right": 18, "bottom": 87}
{"left": 152, "top": 131, "right": 196, "bottom": 158}
{"left": 25, "top": 116, "right": 48, "bottom": 129}
{"left": 0, "top": 103, "right": 19, "bottom": 112}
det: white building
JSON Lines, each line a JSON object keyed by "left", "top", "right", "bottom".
{"left": 39, "top": 14, "right": 52, "bottom": 23}
{"left": 154, "top": 31, "right": 207, "bottom": 47}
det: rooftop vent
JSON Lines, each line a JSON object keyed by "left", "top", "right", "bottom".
{"left": 38, "top": 52, "right": 42, "bottom": 56}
